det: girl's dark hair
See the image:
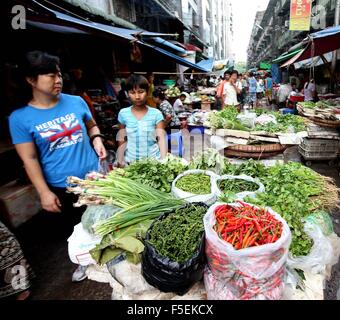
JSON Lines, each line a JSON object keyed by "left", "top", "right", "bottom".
{"left": 152, "top": 88, "right": 166, "bottom": 100}
{"left": 126, "top": 74, "right": 150, "bottom": 92}
{"left": 23, "top": 51, "right": 60, "bottom": 78}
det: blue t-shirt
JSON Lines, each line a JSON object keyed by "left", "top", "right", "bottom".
{"left": 266, "top": 77, "right": 273, "bottom": 90}
{"left": 9, "top": 94, "right": 98, "bottom": 187}
{"left": 248, "top": 77, "right": 257, "bottom": 93}
{"left": 118, "top": 106, "right": 164, "bottom": 163}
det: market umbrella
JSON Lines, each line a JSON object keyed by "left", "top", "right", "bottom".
{"left": 281, "top": 25, "right": 340, "bottom": 68}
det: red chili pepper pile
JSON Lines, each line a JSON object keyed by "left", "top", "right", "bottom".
{"left": 213, "top": 202, "right": 283, "bottom": 250}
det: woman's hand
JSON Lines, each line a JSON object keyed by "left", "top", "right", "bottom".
{"left": 40, "top": 190, "right": 61, "bottom": 213}
{"left": 117, "top": 161, "right": 126, "bottom": 168}
{"left": 93, "top": 137, "right": 107, "bottom": 160}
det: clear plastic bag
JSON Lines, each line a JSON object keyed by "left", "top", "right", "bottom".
{"left": 81, "top": 205, "right": 120, "bottom": 234}
{"left": 203, "top": 202, "right": 291, "bottom": 300}
{"left": 287, "top": 220, "right": 334, "bottom": 274}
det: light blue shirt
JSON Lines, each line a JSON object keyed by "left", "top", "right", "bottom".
{"left": 118, "top": 106, "right": 164, "bottom": 163}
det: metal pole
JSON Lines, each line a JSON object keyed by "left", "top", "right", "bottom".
{"left": 331, "top": 0, "right": 340, "bottom": 91}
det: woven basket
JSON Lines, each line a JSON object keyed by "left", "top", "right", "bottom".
{"left": 224, "top": 149, "right": 282, "bottom": 159}
{"left": 310, "top": 118, "right": 340, "bottom": 128}
{"left": 297, "top": 105, "right": 340, "bottom": 128}
{"left": 227, "top": 143, "right": 286, "bottom": 153}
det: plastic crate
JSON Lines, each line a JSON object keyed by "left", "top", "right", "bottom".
{"left": 301, "top": 138, "right": 339, "bottom": 152}
{"left": 298, "top": 145, "right": 338, "bottom": 160}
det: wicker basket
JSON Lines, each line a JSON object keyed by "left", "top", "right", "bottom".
{"left": 227, "top": 143, "right": 286, "bottom": 153}
{"left": 297, "top": 105, "right": 340, "bottom": 128}
{"left": 224, "top": 149, "right": 282, "bottom": 159}
{"left": 310, "top": 118, "right": 340, "bottom": 128}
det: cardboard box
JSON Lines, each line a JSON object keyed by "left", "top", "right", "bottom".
{"left": 0, "top": 181, "right": 41, "bottom": 228}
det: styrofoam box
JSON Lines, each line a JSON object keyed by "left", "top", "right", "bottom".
{"left": 0, "top": 181, "right": 41, "bottom": 228}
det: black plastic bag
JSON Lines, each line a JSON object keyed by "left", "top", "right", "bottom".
{"left": 141, "top": 203, "right": 207, "bottom": 295}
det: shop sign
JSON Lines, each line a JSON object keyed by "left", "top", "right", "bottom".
{"left": 289, "top": 0, "right": 312, "bottom": 31}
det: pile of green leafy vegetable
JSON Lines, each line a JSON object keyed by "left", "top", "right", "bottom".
{"left": 255, "top": 114, "right": 306, "bottom": 133}
{"left": 218, "top": 179, "right": 259, "bottom": 193}
{"left": 148, "top": 204, "right": 206, "bottom": 263}
{"left": 121, "top": 155, "right": 187, "bottom": 193}
{"left": 206, "top": 107, "right": 249, "bottom": 130}
{"left": 176, "top": 173, "right": 211, "bottom": 194}
{"left": 189, "top": 149, "right": 233, "bottom": 174}
{"left": 223, "top": 159, "right": 268, "bottom": 178}
{"left": 244, "top": 162, "right": 338, "bottom": 256}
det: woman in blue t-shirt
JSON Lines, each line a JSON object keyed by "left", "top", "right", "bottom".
{"left": 116, "top": 74, "right": 167, "bottom": 167}
{"left": 8, "top": 51, "right": 107, "bottom": 280}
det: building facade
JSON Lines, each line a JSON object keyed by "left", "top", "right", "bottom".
{"left": 247, "top": 0, "right": 339, "bottom": 68}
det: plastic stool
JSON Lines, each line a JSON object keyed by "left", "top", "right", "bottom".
{"left": 167, "top": 131, "right": 183, "bottom": 157}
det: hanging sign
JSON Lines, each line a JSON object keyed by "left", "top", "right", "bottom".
{"left": 289, "top": 0, "right": 312, "bottom": 31}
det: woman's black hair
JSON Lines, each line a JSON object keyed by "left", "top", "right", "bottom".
{"left": 126, "top": 74, "right": 150, "bottom": 92}
{"left": 23, "top": 51, "right": 60, "bottom": 79}
{"left": 152, "top": 88, "right": 166, "bottom": 100}
{"left": 11, "top": 51, "right": 60, "bottom": 108}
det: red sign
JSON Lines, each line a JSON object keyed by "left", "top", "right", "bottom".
{"left": 289, "top": 0, "right": 312, "bottom": 31}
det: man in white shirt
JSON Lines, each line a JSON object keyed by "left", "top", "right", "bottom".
{"left": 173, "top": 93, "right": 187, "bottom": 113}
{"left": 303, "top": 79, "right": 316, "bottom": 102}
{"left": 223, "top": 70, "right": 242, "bottom": 109}
{"left": 277, "top": 81, "right": 293, "bottom": 108}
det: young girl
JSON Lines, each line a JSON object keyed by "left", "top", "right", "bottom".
{"left": 116, "top": 74, "right": 167, "bottom": 167}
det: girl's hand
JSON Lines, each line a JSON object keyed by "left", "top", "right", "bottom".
{"left": 40, "top": 190, "right": 61, "bottom": 213}
{"left": 93, "top": 137, "right": 107, "bottom": 160}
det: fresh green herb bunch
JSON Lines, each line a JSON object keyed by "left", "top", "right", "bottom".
{"left": 176, "top": 174, "right": 211, "bottom": 194}
{"left": 223, "top": 159, "right": 268, "bottom": 178}
{"left": 244, "top": 162, "right": 325, "bottom": 256}
{"left": 148, "top": 204, "right": 206, "bottom": 263}
{"left": 123, "top": 156, "right": 187, "bottom": 193}
{"left": 255, "top": 114, "right": 306, "bottom": 133}
{"left": 207, "top": 107, "right": 249, "bottom": 130}
{"left": 189, "top": 149, "right": 234, "bottom": 174}
{"left": 219, "top": 179, "right": 259, "bottom": 193}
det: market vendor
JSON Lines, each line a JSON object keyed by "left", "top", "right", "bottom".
{"left": 223, "top": 70, "right": 242, "bottom": 110}
{"left": 8, "top": 51, "right": 107, "bottom": 281}
{"left": 146, "top": 71, "right": 157, "bottom": 108}
{"left": 116, "top": 74, "right": 167, "bottom": 167}
{"left": 173, "top": 93, "right": 187, "bottom": 113}
{"left": 152, "top": 89, "right": 181, "bottom": 133}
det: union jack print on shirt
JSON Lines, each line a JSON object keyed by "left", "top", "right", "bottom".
{"left": 39, "top": 118, "right": 83, "bottom": 150}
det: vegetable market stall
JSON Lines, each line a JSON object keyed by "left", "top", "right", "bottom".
{"left": 66, "top": 152, "right": 340, "bottom": 300}
{"left": 204, "top": 107, "right": 308, "bottom": 159}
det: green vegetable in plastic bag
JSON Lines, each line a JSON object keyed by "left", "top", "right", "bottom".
{"left": 81, "top": 205, "right": 120, "bottom": 234}
{"left": 304, "top": 211, "right": 334, "bottom": 236}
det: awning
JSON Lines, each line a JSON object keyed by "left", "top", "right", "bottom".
{"left": 183, "top": 44, "right": 202, "bottom": 52}
{"left": 272, "top": 49, "right": 303, "bottom": 63}
{"left": 280, "top": 50, "right": 306, "bottom": 68}
{"left": 147, "top": 45, "right": 211, "bottom": 72}
{"left": 195, "top": 58, "right": 214, "bottom": 72}
{"left": 27, "top": 3, "right": 209, "bottom": 72}
{"left": 146, "top": 37, "right": 187, "bottom": 56}
{"left": 280, "top": 26, "right": 340, "bottom": 67}
{"left": 294, "top": 52, "right": 333, "bottom": 69}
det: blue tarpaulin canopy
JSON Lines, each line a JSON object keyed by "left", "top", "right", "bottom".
{"left": 27, "top": 2, "right": 210, "bottom": 72}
